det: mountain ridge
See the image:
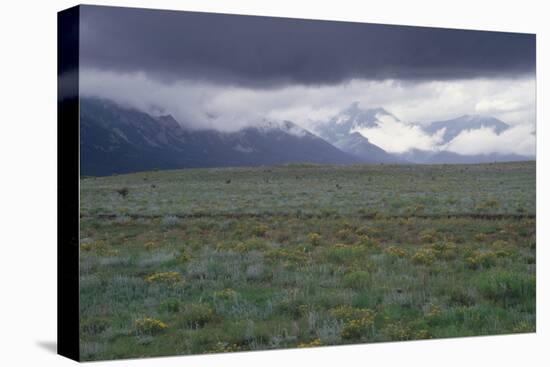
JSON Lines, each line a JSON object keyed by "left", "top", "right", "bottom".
{"left": 80, "top": 98, "right": 534, "bottom": 175}
{"left": 80, "top": 98, "right": 362, "bottom": 176}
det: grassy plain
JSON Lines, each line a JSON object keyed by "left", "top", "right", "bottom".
{"left": 79, "top": 162, "right": 535, "bottom": 360}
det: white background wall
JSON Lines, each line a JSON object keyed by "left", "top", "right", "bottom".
{"left": 0, "top": 0, "right": 547, "bottom": 366}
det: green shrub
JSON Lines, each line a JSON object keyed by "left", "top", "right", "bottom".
{"left": 448, "top": 287, "right": 475, "bottom": 307}
{"left": 177, "top": 250, "right": 191, "bottom": 263}
{"left": 324, "top": 244, "right": 368, "bottom": 263}
{"left": 81, "top": 316, "right": 110, "bottom": 335}
{"left": 159, "top": 298, "right": 181, "bottom": 313}
{"left": 275, "top": 299, "right": 307, "bottom": 318}
{"left": 183, "top": 303, "right": 215, "bottom": 328}
{"left": 477, "top": 271, "right": 535, "bottom": 306}
{"left": 343, "top": 271, "right": 371, "bottom": 289}
{"left": 465, "top": 251, "right": 497, "bottom": 269}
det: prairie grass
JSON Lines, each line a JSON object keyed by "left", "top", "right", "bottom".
{"left": 79, "top": 162, "right": 535, "bottom": 360}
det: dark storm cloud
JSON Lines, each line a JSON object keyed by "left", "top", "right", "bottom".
{"left": 79, "top": 5, "right": 535, "bottom": 87}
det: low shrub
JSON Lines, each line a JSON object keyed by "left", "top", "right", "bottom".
{"left": 382, "top": 322, "right": 415, "bottom": 341}
{"left": 430, "top": 241, "right": 459, "bottom": 260}
{"left": 214, "top": 288, "right": 237, "bottom": 300}
{"left": 415, "top": 330, "right": 433, "bottom": 339}
{"left": 297, "top": 338, "right": 322, "bottom": 348}
{"left": 465, "top": 251, "right": 497, "bottom": 270}
{"left": 512, "top": 321, "right": 535, "bottom": 333}
{"left": 426, "top": 304, "right": 442, "bottom": 318}
{"left": 135, "top": 317, "right": 167, "bottom": 335}
{"left": 475, "top": 199, "right": 500, "bottom": 211}
{"left": 252, "top": 224, "right": 269, "bottom": 237}
{"left": 477, "top": 271, "right": 535, "bottom": 306}
{"left": 419, "top": 229, "right": 437, "bottom": 244}
{"left": 412, "top": 248, "right": 437, "bottom": 265}
{"left": 341, "top": 317, "right": 374, "bottom": 340}
{"left": 81, "top": 240, "right": 118, "bottom": 256}
{"left": 490, "top": 240, "right": 514, "bottom": 258}
{"left": 343, "top": 271, "right": 371, "bottom": 289}
{"left": 267, "top": 248, "right": 308, "bottom": 264}
{"left": 324, "top": 244, "right": 368, "bottom": 263}
{"left": 274, "top": 299, "right": 304, "bottom": 318}
{"left": 145, "top": 271, "right": 183, "bottom": 284}
{"left": 177, "top": 250, "right": 191, "bottom": 263}
{"left": 331, "top": 306, "right": 375, "bottom": 340}
{"left": 330, "top": 305, "right": 375, "bottom": 322}
{"left": 183, "top": 303, "right": 215, "bottom": 328}
{"left": 307, "top": 232, "right": 322, "bottom": 246}
{"left": 209, "top": 342, "right": 242, "bottom": 353}
{"left": 384, "top": 246, "right": 407, "bottom": 258}
{"left": 336, "top": 228, "right": 356, "bottom": 243}
{"left": 448, "top": 287, "right": 475, "bottom": 307}
{"left": 474, "top": 233, "right": 487, "bottom": 242}
{"left": 356, "top": 235, "right": 381, "bottom": 250}
{"left": 81, "top": 316, "right": 110, "bottom": 335}
{"left": 159, "top": 298, "right": 181, "bottom": 313}
{"left": 144, "top": 241, "right": 161, "bottom": 250}
{"left": 116, "top": 187, "right": 129, "bottom": 198}
{"left": 355, "top": 226, "right": 370, "bottom": 236}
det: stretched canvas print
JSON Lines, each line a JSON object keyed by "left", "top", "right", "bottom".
{"left": 58, "top": 4, "right": 536, "bottom": 361}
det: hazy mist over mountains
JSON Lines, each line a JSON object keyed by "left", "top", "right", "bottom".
{"left": 80, "top": 98, "right": 534, "bottom": 176}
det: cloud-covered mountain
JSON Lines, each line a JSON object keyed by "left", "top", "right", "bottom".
{"left": 421, "top": 115, "right": 510, "bottom": 144}
{"left": 314, "top": 103, "right": 403, "bottom": 163}
{"left": 80, "top": 98, "right": 361, "bottom": 176}
{"left": 80, "top": 98, "right": 534, "bottom": 175}
{"left": 318, "top": 102, "right": 534, "bottom": 164}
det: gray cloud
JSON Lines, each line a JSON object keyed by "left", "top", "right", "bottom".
{"left": 79, "top": 5, "right": 535, "bottom": 87}
{"left": 445, "top": 125, "right": 535, "bottom": 156}
{"left": 77, "top": 5, "right": 536, "bottom": 157}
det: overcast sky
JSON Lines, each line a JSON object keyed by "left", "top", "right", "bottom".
{"left": 78, "top": 5, "right": 536, "bottom": 156}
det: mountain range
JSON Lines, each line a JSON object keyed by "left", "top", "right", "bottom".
{"left": 79, "top": 98, "right": 534, "bottom": 176}
{"left": 80, "top": 98, "right": 360, "bottom": 176}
